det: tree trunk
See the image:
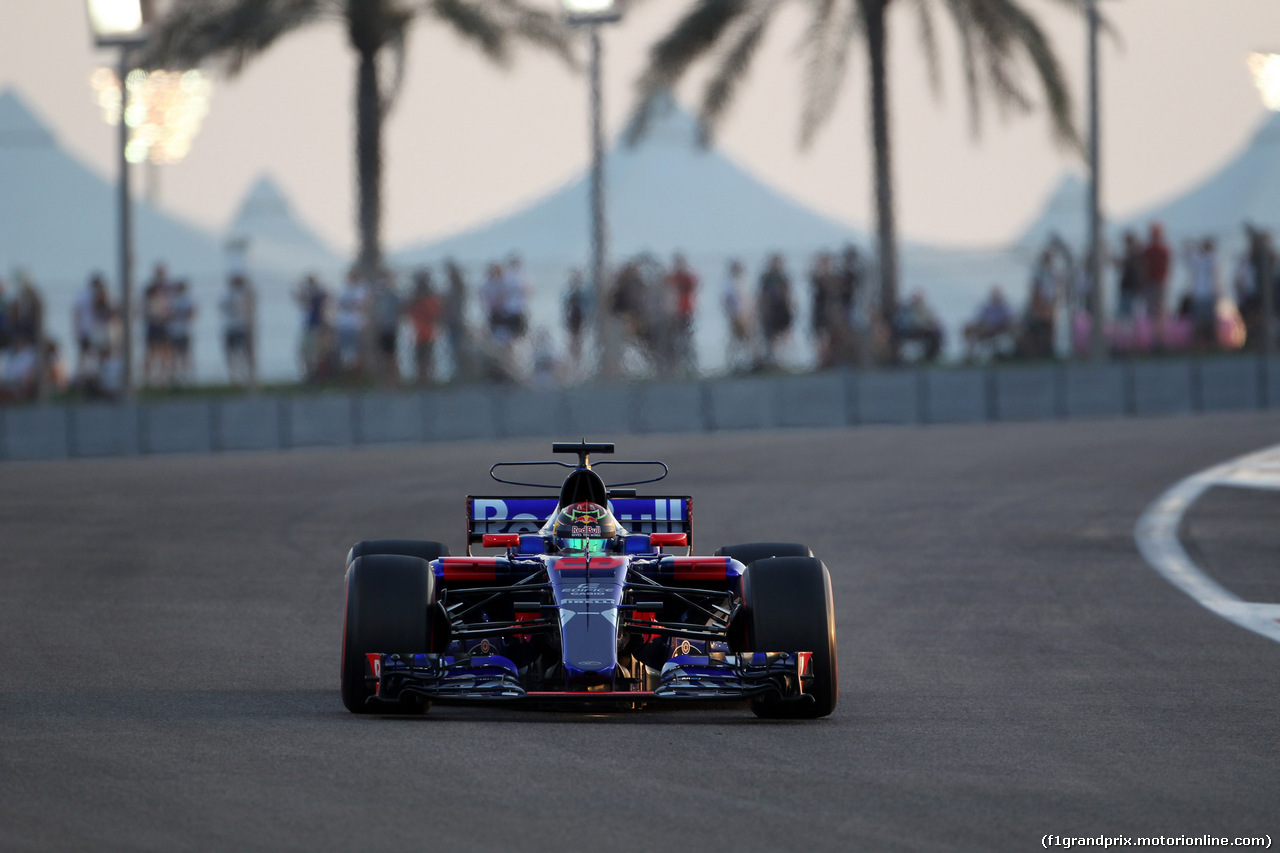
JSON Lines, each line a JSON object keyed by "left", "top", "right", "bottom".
{"left": 864, "top": 0, "right": 898, "bottom": 360}
{"left": 356, "top": 46, "right": 382, "bottom": 275}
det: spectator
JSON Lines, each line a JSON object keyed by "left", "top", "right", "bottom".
{"left": 809, "top": 252, "right": 844, "bottom": 368}
{"left": 964, "top": 285, "right": 1015, "bottom": 360}
{"left": 370, "top": 271, "right": 402, "bottom": 384}
{"left": 334, "top": 269, "right": 369, "bottom": 376}
{"left": 0, "top": 334, "right": 39, "bottom": 402}
{"left": 142, "top": 263, "right": 172, "bottom": 387}
{"left": 502, "top": 255, "right": 531, "bottom": 342}
{"left": 221, "top": 273, "right": 256, "bottom": 386}
{"left": 563, "top": 269, "right": 591, "bottom": 368}
{"left": 835, "top": 246, "right": 864, "bottom": 364}
{"left": 406, "top": 268, "right": 442, "bottom": 386}
{"left": 168, "top": 280, "right": 196, "bottom": 386}
{"left": 443, "top": 261, "right": 473, "bottom": 381}
{"left": 721, "top": 259, "right": 754, "bottom": 371}
{"left": 293, "top": 274, "right": 331, "bottom": 382}
{"left": 0, "top": 277, "right": 9, "bottom": 352}
{"left": 1116, "top": 231, "right": 1144, "bottom": 320}
{"left": 758, "top": 254, "right": 793, "bottom": 368}
{"left": 1143, "top": 222, "right": 1172, "bottom": 323}
{"left": 894, "top": 291, "right": 944, "bottom": 362}
{"left": 73, "top": 273, "right": 104, "bottom": 380}
{"left": 666, "top": 252, "right": 699, "bottom": 374}
{"left": 1184, "top": 238, "right": 1220, "bottom": 349}
{"left": 1022, "top": 248, "right": 1059, "bottom": 359}
{"left": 479, "top": 262, "right": 508, "bottom": 343}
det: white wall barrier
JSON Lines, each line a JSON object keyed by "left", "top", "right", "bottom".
{"left": 0, "top": 354, "right": 1274, "bottom": 462}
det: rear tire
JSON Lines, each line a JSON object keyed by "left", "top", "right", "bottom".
{"left": 742, "top": 556, "right": 838, "bottom": 719}
{"left": 715, "top": 542, "right": 812, "bottom": 565}
{"left": 346, "top": 539, "right": 449, "bottom": 566}
{"left": 341, "top": 554, "right": 435, "bottom": 714}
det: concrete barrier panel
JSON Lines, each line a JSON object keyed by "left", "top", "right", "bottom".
{"left": 1132, "top": 360, "right": 1193, "bottom": 416}
{"left": 289, "top": 394, "right": 356, "bottom": 447}
{"left": 856, "top": 370, "right": 919, "bottom": 424}
{"left": 428, "top": 387, "right": 498, "bottom": 441}
{"left": 71, "top": 403, "right": 140, "bottom": 457}
{"left": 216, "top": 397, "right": 282, "bottom": 451}
{"left": 995, "top": 366, "right": 1059, "bottom": 421}
{"left": 1198, "top": 357, "right": 1261, "bottom": 412}
{"left": 924, "top": 368, "right": 988, "bottom": 424}
{"left": 633, "top": 381, "right": 707, "bottom": 433}
{"left": 775, "top": 373, "right": 847, "bottom": 428}
{"left": 1064, "top": 363, "right": 1126, "bottom": 418}
{"left": 563, "top": 385, "right": 635, "bottom": 437}
{"left": 498, "top": 389, "right": 568, "bottom": 438}
{"left": 3, "top": 406, "right": 69, "bottom": 460}
{"left": 709, "top": 378, "right": 778, "bottom": 430}
{"left": 357, "top": 393, "right": 426, "bottom": 445}
{"left": 143, "top": 400, "right": 213, "bottom": 454}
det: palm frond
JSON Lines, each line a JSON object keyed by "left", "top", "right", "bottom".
{"left": 428, "top": 0, "right": 512, "bottom": 66}
{"left": 698, "top": 0, "right": 786, "bottom": 145}
{"left": 942, "top": 0, "right": 984, "bottom": 138}
{"left": 143, "top": 0, "right": 324, "bottom": 74}
{"left": 490, "top": 0, "right": 578, "bottom": 70}
{"left": 910, "top": 0, "right": 942, "bottom": 99}
{"left": 950, "top": 0, "right": 1078, "bottom": 148}
{"left": 624, "top": 0, "right": 751, "bottom": 146}
{"left": 798, "top": 0, "right": 860, "bottom": 149}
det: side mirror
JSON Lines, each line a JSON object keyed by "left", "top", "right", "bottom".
{"left": 650, "top": 533, "right": 687, "bottom": 547}
{"left": 482, "top": 533, "right": 521, "bottom": 548}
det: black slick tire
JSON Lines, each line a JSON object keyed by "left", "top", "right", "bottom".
{"left": 346, "top": 539, "right": 449, "bottom": 566}
{"left": 742, "top": 556, "right": 838, "bottom": 719}
{"left": 341, "top": 554, "right": 435, "bottom": 715}
{"left": 715, "top": 542, "right": 812, "bottom": 565}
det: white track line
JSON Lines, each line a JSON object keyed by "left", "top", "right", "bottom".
{"left": 1134, "top": 444, "right": 1280, "bottom": 644}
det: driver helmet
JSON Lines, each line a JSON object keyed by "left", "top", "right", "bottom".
{"left": 552, "top": 502, "right": 618, "bottom": 555}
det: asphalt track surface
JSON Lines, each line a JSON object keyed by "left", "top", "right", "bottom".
{"left": 3, "top": 413, "right": 1280, "bottom": 852}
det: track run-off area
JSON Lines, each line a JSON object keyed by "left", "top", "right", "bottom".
{"left": 2, "top": 413, "right": 1279, "bottom": 851}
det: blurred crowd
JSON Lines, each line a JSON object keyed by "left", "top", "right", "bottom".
{"left": 962, "top": 222, "right": 1279, "bottom": 363}
{"left": 4, "top": 221, "right": 1279, "bottom": 406}
{"left": 0, "top": 273, "right": 60, "bottom": 403}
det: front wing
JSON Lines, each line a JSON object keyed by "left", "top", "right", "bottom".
{"left": 366, "top": 651, "right": 816, "bottom": 708}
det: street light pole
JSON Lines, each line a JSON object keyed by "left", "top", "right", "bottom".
{"left": 587, "top": 24, "right": 612, "bottom": 377}
{"left": 563, "top": 0, "right": 622, "bottom": 379}
{"left": 118, "top": 48, "right": 136, "bottom": 397}
{"left": 86, "top": 0, "right": 148, "bottom": 398}
{"left": 1086, "top": 0, "right": 1105, "bottom": 362}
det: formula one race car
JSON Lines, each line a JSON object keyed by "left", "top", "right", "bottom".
{"left": 340, "top": 441, "right": 837, "bottom": 718}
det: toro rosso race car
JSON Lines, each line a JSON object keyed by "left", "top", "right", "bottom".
{"left": 341, "top": 441, "right": 837, "bottom": 718}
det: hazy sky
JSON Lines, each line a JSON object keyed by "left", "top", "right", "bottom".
{"left": 2, "top": 1, "right": 1277, "bottom": 255}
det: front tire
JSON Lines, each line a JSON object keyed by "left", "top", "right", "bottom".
{"left": 715, "top": 542, "right": 812, "bottom": 565}
{"left": 341, "top": 554, "right": 435, "bottom": 714}
{"left": 742, "top": 556, "right": 838, "bottom": 719}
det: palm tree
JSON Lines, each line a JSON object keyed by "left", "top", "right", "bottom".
{"left": 145, "top": 0, "right": 575, "bottom": 274}
{"left": 627, "top": 0, "right": 1081, "bottom": 353}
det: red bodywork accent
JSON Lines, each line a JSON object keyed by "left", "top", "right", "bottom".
{"left": 513, "top": 607, "right": 540, "bottom": 643}
{"left": 669, "top": 557, "right": 730, "bottom": 581}
{"left": 482, "top": 533, "right": 520, "bottom": 548}
{"left": 797, "top": 651, "right": 814, "bottom": 679}
{"left": 365, "top": 653, "right": 382, "bottom": 694}
{"left": 438, "top": 558, "right": 499, "bottom": 581}
{"left": 633, "top": 611, "right": 658, "bottom": 643}
{"left": 650, "top": 532, "right": 687, "bottom": 547}
{"left": 553, "top": 557, "right": 624, "bottom": 572}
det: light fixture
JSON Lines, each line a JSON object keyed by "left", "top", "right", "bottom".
{"left": 1248, "top": 52, "right": 1280, "bottom": 112}
{"left": 85, "top": 0, "right": 149, "bottom": 47}
{"left": 561, "top": 0, "right": 622, "bottom": 26}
